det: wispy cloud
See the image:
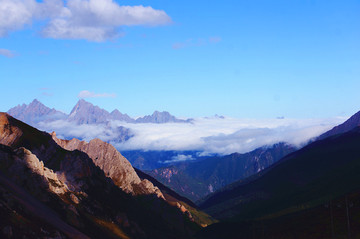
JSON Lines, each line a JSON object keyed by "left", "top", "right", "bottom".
{"left": 78, "top": 90, "right": 116, "bottom": 98}
{"left": 209, "top": 36, "right": 222, "bottom": 43}
{"left": 0, "top": 48, "right": 15, "bottom": 58}
{"left": 0, "top": 0, "right": 171, "bottom": 41}
{"left": 172, "top": 42, "right": 187, "bottom": 50}
{"left": 40, "top": 88, "right": 53, "bottom": 97}
{"left": 172, "top": 36, "right": 221, "bottom": 49}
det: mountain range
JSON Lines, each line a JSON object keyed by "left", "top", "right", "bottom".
{"left": 0, "top": 112, "right": 213, "bottom": 238}
{"left": 147, "top": 143, "right": 296, "bottom": 202}
{"left": 8, "top": 99, "right": 192, "bottom": 126}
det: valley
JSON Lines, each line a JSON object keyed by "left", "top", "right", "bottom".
{"left": 2, "top": 101, "right": 360, "bottom": 238}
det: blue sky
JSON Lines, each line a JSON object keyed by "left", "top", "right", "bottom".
{"left": 1, "top": 0, "right": 359, "bottom": 118}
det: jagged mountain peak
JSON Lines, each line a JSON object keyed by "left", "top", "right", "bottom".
{"left": 68, "top": 99, "right": 111, "bottom": 124}
{"left": 136, "top": 110, "right": 189, "bottom": 123}
{"left": 110, "top": 109, "right": 135, "bottom": 123}
{"left": 70, "top": 99, "right": 99, "bottom": 114}
{"left": 152, "top": 110, "right": 171, "bottom": 117}
{"left": 7, "top": 100, "right": 66, "bottom": 126}
{"left": 29, "top": 98, "right": 42, "bottom": 105}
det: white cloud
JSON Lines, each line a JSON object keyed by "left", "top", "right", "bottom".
{"left": 41, "top": 0, "right": 172, "bottom": 41}
{"left": 38, "top": 119, "right": 120, "bottom": 142}
{"left": 36, "top": 114, "right": 346, "bottom": 156}
{"left": 0, "top": 0, "right": 64, "bottom": 37}
{"left": 0, "top": 48, "right": 15, "bottom": 57}
{"left": 172, "top": 38, "right": 206, "bottom": 49}
{"left": 78, "top": 90, "right": 116, "bottom": 98}
{"left": 0, "top": 0, "right": 33, "bottom": 36}
{"left": 0, "top": 0, "right": 171, "bottom": 41}
{"left": 163, "top": 154, "right": 194, "bottom": 164}
{"left": 110, "top": 117, "right": 346, "bottom": 155}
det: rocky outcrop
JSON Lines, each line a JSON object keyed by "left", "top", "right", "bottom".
{"left": 0, "top": 113, "right": 104, "bottom": 193}
{"left": 0, "top": 145, "right": 89, "bottom": 239}
{"left": 13, "top": 147, "right": 69, "bottom": 195}
{"left": 51, "top": 132, "right": 163, "bottom": 198}
{"left": 0, "top": 113, "right": 23, "bottom": 146}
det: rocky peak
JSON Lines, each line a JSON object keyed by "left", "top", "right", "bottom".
{"left": 136, "top": 110, "right": 190, "bottom": 123}
{"left": 28, "top": 99, "right": 42, "bottom": 107}
{"left": 68, "top": 99, "right": 110, "bottom": 124}
{"left": 69, "top": 99, "right": 91, "bottom": 115}
{"left": 7, "top": 100, "right": 66, "bottom": 126}
{"left": 110, "top": 109, "right": 135, "bottom": 123}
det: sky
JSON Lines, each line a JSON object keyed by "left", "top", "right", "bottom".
{"left": 1, "top": 0, "right": 360, "bottom": 119}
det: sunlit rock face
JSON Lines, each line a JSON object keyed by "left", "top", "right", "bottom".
{"left": 52, "top": 132, "right": 163, "bottom": 197}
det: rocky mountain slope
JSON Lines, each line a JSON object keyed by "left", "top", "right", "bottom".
{"left": 0, "top": 112, "right": 205, "bottom": 238}
{"left": 148, "top": 143, "right": 296, "bottom": 202}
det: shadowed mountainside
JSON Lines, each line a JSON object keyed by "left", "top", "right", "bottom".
{"left": 148, "top": 143, "right": 296, "bottom": 202}
{"left": 197, "top": 126, "right": 360, "bottom": 238}
{"left": 318, "top": 111, "right": 360, "bottom": 140}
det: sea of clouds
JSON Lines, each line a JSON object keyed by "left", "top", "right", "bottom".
{"left": 38, "top": 116, "right": 346, "bottom": 156}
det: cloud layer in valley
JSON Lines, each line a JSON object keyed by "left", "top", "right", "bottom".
{"left": 38, "top": 116, "right": 346, "bottom": 156}
{"left": 0, "top": 0, "right": 171, "bottom": 41}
